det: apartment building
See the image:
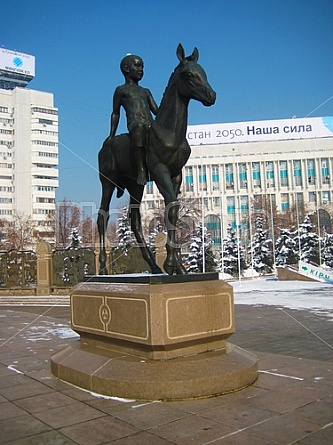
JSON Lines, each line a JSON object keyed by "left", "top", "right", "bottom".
{"left": 0, "top": 48, "right": 58, "bottom": 237}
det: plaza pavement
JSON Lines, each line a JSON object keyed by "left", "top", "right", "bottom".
{"left": 0, "top": 281, "right": 332, "bottom": 444}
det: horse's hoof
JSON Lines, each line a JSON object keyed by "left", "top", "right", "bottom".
{"left": 175, "top": 265, "right": 187, "bottom": 275}
{"left": 151, "top": 266, "right": 163, "bottom": 274}
{"left": 163, "top": 262, "right": 175, "bottom": 275}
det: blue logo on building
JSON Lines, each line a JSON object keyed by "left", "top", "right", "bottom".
{"left": 13, "top": 57, "right": 23, "bottom": 68}
{"left": 322, "top": 117, "right": 333, "bottom": 134}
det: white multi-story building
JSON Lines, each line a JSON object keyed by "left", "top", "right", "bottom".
{"left": 142, "top": 116, "right": 333, "bottom": 247}
{"left": 0, "top": 48, "right": 58, "bottom": 237}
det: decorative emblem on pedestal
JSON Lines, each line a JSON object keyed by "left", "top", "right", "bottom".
{"left": 99, "top": 302, "right": 111, "bottom": 328}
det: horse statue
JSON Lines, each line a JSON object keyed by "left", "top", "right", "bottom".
{"left": 97, "top": 44, "right": 216, "bottom": 275}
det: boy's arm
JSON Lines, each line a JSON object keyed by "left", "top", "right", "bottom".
{"left": 109, "top": 88, "right": 122, "bottom": 138}
{"left": 147, "top": 89, "right": 159, "bottom": 116}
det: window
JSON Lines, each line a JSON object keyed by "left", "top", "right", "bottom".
{"left": 32, "top": 140, "right": 58, "bottom": 147}
{"left": 281, "top": 193, "right": 289, "bottom": 211}
{"left": 252, "top": 162, "right": 261, "bottom": 187}
{"left": 240, "top": 196, "right": 248, "bottom": 213}
{"left": 0, "top": 129, "right": 12, "bottom": 134}
{"left": 266, "top": 161, "right": 275, "bottom": 187}
{"left": 321, "top": 158, "right": 330, "bottom": 184}
{"left": 309, "top": 192, "right": 317, "bottom": 203}
{"left": 32, "top": 129, "right": 58, "bottom": 136}
{"left": 205, "top": 214, "right": 221, "bottom": 245}
{"left": 185, "top": 166, "right": 194, "bottom": 192}
{"left": 211, "top": 164, "right": 219, "bottom": 190}
{"left": 322, "top": 191, "right": 331, "bottom": 203}
{"left": 253, "top": 195, "right": 263, "bottom": 212}
{"left": 36, "top": 197, "right": 55, "bottom": 203}
{"left": 198, "top": 165, "right": 207, "bottom": 191}
{"left": 239, "top": 163, "right": 247, "bottom": 189}
{"left": 225, "top": 164, "right": 234, "bottom": 189}
{"left": 307, "top": 159, "right": 316, "bottom": 184}
{"left": 227, "top": 196, "right": 235, "bottom": 214}
{"left": 34, "top": 186, "right": 55, "bottom": 192}
{"left": 37, "top": 152, "right": 58, "bottom": 157}
{"left": 146, "top": 181, "right": 153, "bottom": 194}
{"left": 296, "top": 193, "right": 304, "bottom": 207}
{"left": 279, "top": 161, "right": 288, "bottom": 186}
{"left": 38, "top": 118, "right": 54, "bottom": 125}
{"left": 293, "top": 160, "right": 302, "bottom": 186}
{"left": 32, "top": 107, "right": 58, "bottom": 115}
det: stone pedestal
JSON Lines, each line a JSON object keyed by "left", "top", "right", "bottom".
{"left": 36, "top": 242, "right": 52, "bottom": 296}
{"left": 51, "top": 273, "right": 258, "bottom": 400}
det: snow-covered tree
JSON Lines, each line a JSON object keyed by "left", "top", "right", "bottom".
{"left": 321, "top": 228, "right": 333, "bottom": 268}
{"left": 149, "top": 221, "right": 165, "bottom": 254}
{"left": 115, "top": 210, "right": 135, "bottom": 254}
{"left": 219, "top": 224, "right": 247, "bottom": 277}
{"left": 249, "top": 217, "right": 274, "bottom": 275}
{"left": 275, "top": 227, "right": 298, "bottom": 266}
{"left": 295, "top": 215, "right": 320, "bottom": 264}
{"left": 69, "top": 227, "right": 81, "bottom": 249}
{"left": 185, "top": 223, "right": 217, "bottom": 273}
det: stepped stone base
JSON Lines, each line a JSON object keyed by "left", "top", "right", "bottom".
{"left": 51, "top": 273, "right": 258, "bottom": 400}
{"left": 51, "top": 341, "right": 258, "bottom": 401}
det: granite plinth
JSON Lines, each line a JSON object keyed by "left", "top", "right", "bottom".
{"left": 69, "top": 277, "right": 234, "bottom": 360}
{"left": 51, "top": 276, "right": 258, "bottom": 400}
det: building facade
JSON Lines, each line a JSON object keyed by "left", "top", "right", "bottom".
{"left": 0, "top": 48, "right": 58, "bottom": 238}
{"left": 141, "top": 116, "right": 333, "bottom": 247}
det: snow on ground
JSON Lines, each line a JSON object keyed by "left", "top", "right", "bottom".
{"left": 20, "top": 320, "right": 79, "bottom": 342}
{"left": 231, "top": 278, "right": 333, "bottom": 319}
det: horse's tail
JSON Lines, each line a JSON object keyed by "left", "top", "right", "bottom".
{"left": 100, "top": 137, "right": 125, "bottom": 199}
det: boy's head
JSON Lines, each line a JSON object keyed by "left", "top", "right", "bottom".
{"left": 120, "top": 54, "right": 144, "bottom": 79}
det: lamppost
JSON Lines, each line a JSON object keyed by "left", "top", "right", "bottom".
{"left": 265, "top": 161, "right": 276, "bottom": 275}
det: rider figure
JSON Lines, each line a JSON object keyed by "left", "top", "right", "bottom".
{"left": 108, "top": 54, "right": 159, "bottom": 185}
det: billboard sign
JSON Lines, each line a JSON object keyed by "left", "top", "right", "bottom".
{"left": 187, "top": 116, "right": 333, "bottom": 145}
{"left": 299, "top": 261, "right": 333, "bottom": 284}
{"left": 0, "top": 48, "right": 35, "bottom": 77}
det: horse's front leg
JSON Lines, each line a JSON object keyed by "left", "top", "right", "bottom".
{"left": 97, "top": 180, "right": 114, "bottom": 275}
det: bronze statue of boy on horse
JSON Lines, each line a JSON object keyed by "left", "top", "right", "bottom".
{"left": 97, "top": 44, "right": 216, "bottom": 275}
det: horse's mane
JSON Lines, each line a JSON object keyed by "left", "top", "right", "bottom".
{"left": 159, "top": 55, "right": 194, "bottom": 107}
{"left": 159, "top": 63, "right": 181, "bottom": 107}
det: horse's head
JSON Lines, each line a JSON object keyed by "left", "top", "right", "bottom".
{"left": 176, "top": 44, "right": 216, "bottom": 107}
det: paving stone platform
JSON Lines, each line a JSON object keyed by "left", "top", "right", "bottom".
{"left": 0, "top": 285, "right": 332, "bottom": 444}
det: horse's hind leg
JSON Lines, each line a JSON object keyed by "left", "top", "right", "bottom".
{"left": 97, "top": 179, "right": 114, "bottom": 274}
{"left": 128, "top": 185, "right": 163, "bottom": 274}
{"left": 164, "top": 200, "right": 186, "bottom": 275}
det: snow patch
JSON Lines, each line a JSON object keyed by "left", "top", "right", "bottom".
{"left": 231, "top": 279, "right": 333, "bottom": 319}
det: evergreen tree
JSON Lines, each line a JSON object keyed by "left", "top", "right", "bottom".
{"left": 185, "top": 223, "right": 217, "bottom": 273}
{"left": 115, "top": 210, "right": 134, "bottom": 254}
{"left": 250, "top": 217, "right": 274, "bottom": 275}
{"left": 295, "top": 215, "right": 320, "bottom": 264}
{"left": 275, "top": 227, "right": 298, "bottom": 266}
{"left": 219, "top": 224, "right": 247, "bottom": 277}
{"left": 321, "top": 228, "right": 333, "bottom": 268}
{"left": 149, "top": 221, "right": 164, "bottom": 255}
